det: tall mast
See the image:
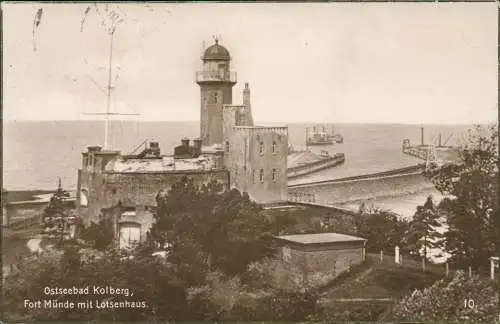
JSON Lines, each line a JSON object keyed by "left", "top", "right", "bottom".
{"left": 82, "top": 7, "right": 139, "bottom": 148}
{"left": 104, "top": 28, "right": 116, "bottom": 150}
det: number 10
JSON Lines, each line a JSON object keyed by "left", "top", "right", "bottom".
{"left": 464, "top": 299, "right": 475, "bottom": 309}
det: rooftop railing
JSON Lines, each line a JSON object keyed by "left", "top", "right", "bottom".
{"left": 196, "top": 71, "right": 237, "bottom": 83}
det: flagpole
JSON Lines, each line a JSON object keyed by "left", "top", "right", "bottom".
{"left": 105, "top": 27, "right": 116, "bottom": 150}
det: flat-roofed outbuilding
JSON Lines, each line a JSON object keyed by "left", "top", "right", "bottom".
{"left": 275, "top": 232, "right": 367, "bottom": 288}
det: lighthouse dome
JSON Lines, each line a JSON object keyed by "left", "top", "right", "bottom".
{"left": 202, "top": 39, "right": 231, "bottom": 61}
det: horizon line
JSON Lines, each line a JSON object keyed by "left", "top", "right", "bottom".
{"left": 3, "top": 119, "right": 496, "bottom": 126}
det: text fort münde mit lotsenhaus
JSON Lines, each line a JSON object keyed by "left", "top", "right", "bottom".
{"left": 23, "top": 286, "right": 148, "bottom": 310}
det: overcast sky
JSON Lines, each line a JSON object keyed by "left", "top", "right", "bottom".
{"left": 2, "top": 2, "right": 497, "bottom": 124}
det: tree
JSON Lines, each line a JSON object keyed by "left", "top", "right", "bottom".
{"left": 404, "top": 196, "right": 442, "bottom": 267}
{"left": 355, "top": 206, "right": 409, "bottom": 253}
{"left": 79, "top": 217, "right": 114, "bottom": 251}
{"left": 150, "top": 176, "right": 275, "bottom": 278}
{"left": 41, "top": 179, "right": 76, "bottom": 244}
{"left": 425, "top": 124, "right": 498, "bottom": 269}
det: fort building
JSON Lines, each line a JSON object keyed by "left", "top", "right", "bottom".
{"left": 76, "top": 39, "right": 289, "bottom": 247}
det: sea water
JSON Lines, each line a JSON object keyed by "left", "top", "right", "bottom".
{"left": 3, "top": 120, "right": 471, "bottom": 218}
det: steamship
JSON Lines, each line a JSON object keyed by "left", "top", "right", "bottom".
{"left": 306, "top": 125, "right": 343, "bottom": 146}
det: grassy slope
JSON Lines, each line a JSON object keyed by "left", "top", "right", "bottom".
{"left": 322, "top": 253, "right": 443, "bottom": 300}
{"left": 313, "top": 253, "right": 444, "bottom": 321}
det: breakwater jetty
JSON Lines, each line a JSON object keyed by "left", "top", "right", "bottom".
{"left": 3, "top": 192, "right": 76, "bottom": 230}
{"left": 287, "top": 164, "right": 428, "bottom": 206}
{"left": 287, "top": 151, "right": 345, "bottom": 179}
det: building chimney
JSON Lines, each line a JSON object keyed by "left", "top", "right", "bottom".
{"left": 193, "top": 138, "right": 202, "bottom": 149}
{"left": 88, "top": 146, "right": 102, "bottom": 153}
{"left": 243, "top": 83, "right": 250, "bottom": 106}
{"left": 149, "top": 142, "right": 161, "bottom": 157}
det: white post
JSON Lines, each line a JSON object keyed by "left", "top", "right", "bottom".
{"left": 395, "top": 246, "right": 400, "bottom": 264}
{"left": 491, "top": 258, "right": 495, "bottom": 280}
{"left": 490, "top": 257, "right": 499, "bottom": 280}
{"left": 468, "top": 266, "right": 472, "bottom": 278}
{"left": 445, "top": 262, "right": 449, "bottom": 277}
{"left": 380, "top": 250, "right": 384, "bottom": 263}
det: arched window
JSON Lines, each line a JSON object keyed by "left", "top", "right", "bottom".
{"left": 272, "top": 141, "right": 277, "bottom": 154}
{"left": 272, "top": 168, "right": 278, "bottom": 182}
{"left": 225, "top": 141, "right": 230, "bottom": 153}
{"left": 259, "top": 169, "right": 264, "bottom": 182}
{"left": 259, "top": 141, "right": 264, "bottom": 154}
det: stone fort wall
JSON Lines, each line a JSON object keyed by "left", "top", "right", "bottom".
{"left": 78, "top": 169, "right": 229, "bottom": 225}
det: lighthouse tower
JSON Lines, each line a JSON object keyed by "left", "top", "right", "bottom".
{"left": 196, "top": 38, "right": 237, "bottom": 146}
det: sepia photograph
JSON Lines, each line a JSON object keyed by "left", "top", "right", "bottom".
{"left": 2, "top": 2, "right": 499, "bottom": 322}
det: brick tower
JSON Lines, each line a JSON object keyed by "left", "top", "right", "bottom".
{"left": 196, "top": 38, "right": 237, "bottom": 146}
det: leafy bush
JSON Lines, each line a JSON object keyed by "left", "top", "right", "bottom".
{"left": 187, "top": 262, "right": 319, "bottom": 321}
{"left": 387, "top": 270, "right": 499, "bottom": 322}
{"left": 243, "top": 257, "right": 305, "bottom": 291}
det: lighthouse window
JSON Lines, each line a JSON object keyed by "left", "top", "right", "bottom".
{"left": 272, "top": 141, "right": 277, "bottom": 154}
{"left": 272, "top": 168, "right": 278, "bottom": 182}
{"left": 259, "top": 169, "right": 264, "bottom": 182}
{"left": 213, "top": 92, "right": 218, "bottom": 103}
{"left": 225, "top": 141, "right": 230, "bottom": 153}
{"left": 259, "top": 141, "right": 264, "bottom": 154}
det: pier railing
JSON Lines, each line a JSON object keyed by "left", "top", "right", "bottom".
{"left": 4, "top": 214, "right": 42, "bottom": 231}
{"left": 288, "top": 192, "right": 316, "bottom": 203}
